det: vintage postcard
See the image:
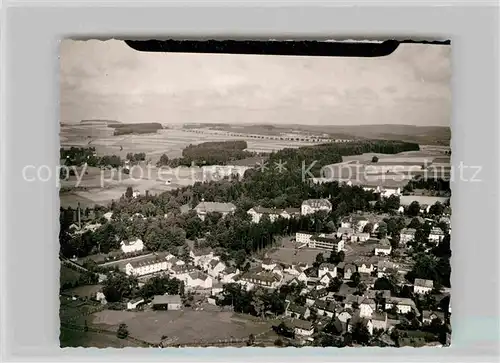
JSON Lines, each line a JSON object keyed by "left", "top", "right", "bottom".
{"left": 59, "top": 39, "right": 451, "bottom": 348}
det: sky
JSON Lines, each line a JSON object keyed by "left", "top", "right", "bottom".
{"left": 60, "top": 40, "right": 451, "bottom": 126}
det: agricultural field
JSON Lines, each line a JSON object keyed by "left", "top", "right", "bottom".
{"left": 60, "top": 125, "right": 319, "bottom": 163}
{"left": 91, "top": 309, "right": 278, "bottom": 346}
{"left": 59, "top": 124, "right": 322, "bottom": 209}
{"left": 320, "top": 145, "right": 451, "bottom": 184}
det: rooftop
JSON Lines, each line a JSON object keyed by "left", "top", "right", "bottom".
{"left": 152, "top": 294, "right": 182, "bottom": 305}
{"left": 194, "top": 202, "right": 236, "bottom": 214}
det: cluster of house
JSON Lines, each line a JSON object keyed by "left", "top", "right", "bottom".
{"left": 246, "top": 199, "right": 333, "bottom": 224}
{"left": 311, "top": 178, "right": 404, "bottom": 198}
{"left": 280, "top": 269, "right": 449, "bottom": 340}
{"left": 124, "top": 248, "right": 240, "bottom": 291}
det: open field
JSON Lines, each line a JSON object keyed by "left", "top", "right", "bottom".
{"left": 61, "top": 125, "right": 320, "bottom": 162}
{"left": 91, "top": 309, "right": 278, "bottom": 345}
{"left": 183, "top": 123, "right": 451, "bottom": 146}
{"left": 60, "top": 326, "right": 143, "bottom": 348}
{"left": 267, "top": 238, "right": 324, "bottom": 266}
{"left": 319, "top": 145, "right": 451, "bottom": 184}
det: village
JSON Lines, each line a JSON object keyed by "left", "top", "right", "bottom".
{"left": 61, "top": 181, "right": 451, "bottom": 348}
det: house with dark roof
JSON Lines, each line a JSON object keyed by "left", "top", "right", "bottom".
{"left": 315, "top": 300, "right": 338, "bottom": 318}
{"left": 285, "top": 303, "right": 311, "bottom": 319}
{"left": 186, "top": 271, "right": 213, "bottom": 289}
{"left": 413, "top": 278, "right": 434, "bottom": 294}
{"left": 239, "top": 270, "right": 282, "bottom": 289}
{"left": 152, "top": 294, "right": 182, "bottom": 310}
{"left": 385, "top": 297, "right": 418, "bottom": 315}
{"left": 125, "top": 255, "right": 168, "bottom": 276}
{"left": 422, "top": 310, "right": 445, "bottom": 324}
{"left": 288, "top": 319, "right": 314, "bottom": 337}
{"left": 371, "top": 312, "right": 388, "bottom": 332}
{"left": 374, "top": 238, "right": 392, "bottom": 256}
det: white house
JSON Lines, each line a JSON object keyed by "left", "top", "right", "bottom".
{"left": 315, "top": 300, "right": 337, "bottom": 318}
{"left": 371, "top": 312, "right": 388, "bottom": 332}
{"left": 309, "top": 235, "right": 344, "bottom": 252}
{"left": 247, "top": 207, "right": 300, "bottom": 224}
{"left": 339, "top": 263, "right": 356, "bottom": 280}
{"left": 186, "top": 271, "right": 213, "bottom": 289}
{"left": 211, "top": 283, "right": 224, "bottom": 296}
{"left": 190, "top": 249, "right": 215, "bottom": 266}
{"left": 220, "top": 267, "right": 240, "bottom": 283}
{"left": 96, "top": 291, "right": 106, "bottom": 303}
{"left": 351, "top": 232, "right": 370, "bottom": 243}
{"left": 355, "top": 260, "right": 375, "bottom": 274}
{"left": 301, "top": 199, "right": 333, "bottom": 216}
{"left": 127, "top": 298, "right": 144, "bottom": 310}
{"left": 296, "top": 231, "right": 313, "bottom": 244}
{"left": 120, "top": 238, "right": 144, "bottom": 254}
{"left": 428, "top": 227, "right": 445, "bottom": 244}
{"left": 152, "top": 294, "right": 182, "bottom": 310}
{"left": 284, "top": 264, "right": 304, "bottom": 276}
{"left": 285, "top": 303, "right": 311, "bottom": 319}
{"left": 336, "top": 309, "right": 353, "bottom": 323}
{"left": 261, "top": 258, "right": 277, "bottom": 271}
{"left": 125, "top": 255, "right": 168, "bottom": 276}
{"left": 336, "top": 227, "right": 354, "bottom": 239}
{"left": 208, "top": 259, "right": 226, "bottom": 277}
{"left": 194, "top": 201, "right": 236, "bottom": 221}
{"left": 399, "top": 228, "right": 416, "bottom": 244}
{"left": 374, "top": 239, "right": 392, "bottom": 256}
{"left": 340, "top": 217, "right": 352, "bottom": 229}
{"left": 169, "top": 264, "right": 196, "bottom": 282}
{"left": 291, "top": 319, "right": 314, "bottom": 337}
{"left": 413, "top": 278, "right": 434, "bottom": 295}
{"left": 319, "top": 273, "right": 336, "bottom": 286}
{"left": 347, "top": 313, "right": 374, "bottom": 336}
{"left": 385, "top": 297, "right": 417, "bottom": 314}
{"left": 359, "top": 298, "right": 376, "bottom": 318}
{"left": 377, "top": 260, "right": 398, "bottom": 278}
{"left": 247, "top": 206, "right": 282, "bottom": 224}
{"left": 239, "top": 271, "right": 282, "bottom": 289}
{"left": 318, "top": 263, "right": 337, "bottom": 279}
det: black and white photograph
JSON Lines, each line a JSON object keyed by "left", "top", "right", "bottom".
{"left": 58, "top": 39, "right": 452, "bottom": 348}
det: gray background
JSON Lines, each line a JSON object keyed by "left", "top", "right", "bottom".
{"left": 2, "top": 0, "right": 499, "bottom": 361}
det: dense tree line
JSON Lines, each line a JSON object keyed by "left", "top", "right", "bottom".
{"left": 60, "top": 147, "right": 123, "bottom": 168}
{"left": 112, "top": 122, "right": 163, "bottom": 136}
{"left": 217, "top": 283, "right": 286, "bottom": 317}
{"left": 126, "top": 152, "right": 146, "bottom": 163}
{"left": 403, "top": 177, "right": 451, "bottom": 193}
{"left": 100, "top": 271, "right": 185, "bottom": 303}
